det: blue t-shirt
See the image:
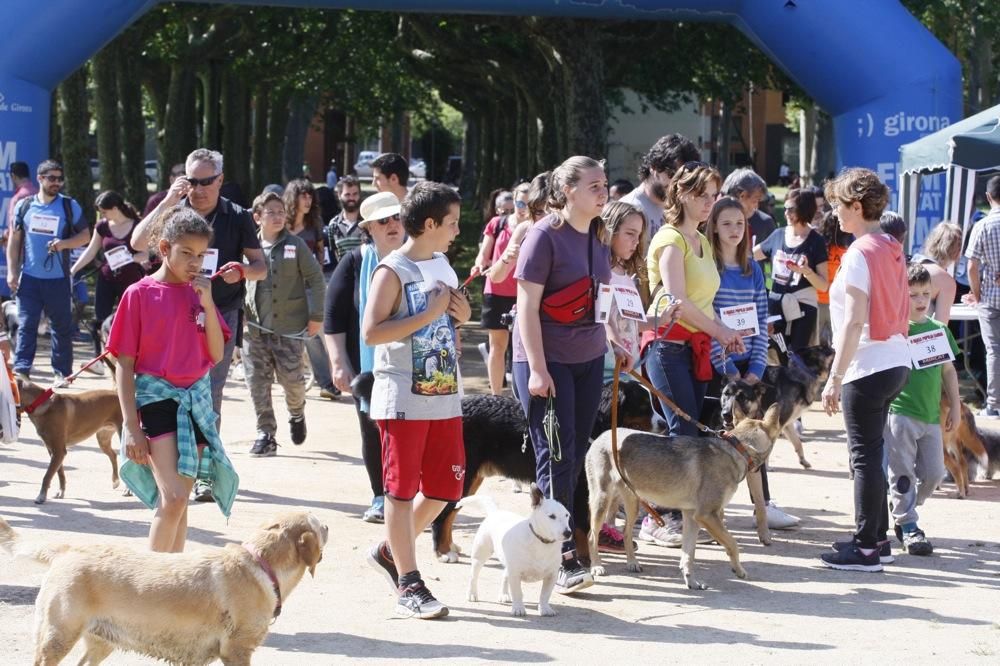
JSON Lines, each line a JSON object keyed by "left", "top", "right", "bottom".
{"left": 18, "top": 195, "right": 86, "bottom": 280}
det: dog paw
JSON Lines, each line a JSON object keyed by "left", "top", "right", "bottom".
{"left": 511, "top": 604, "right": 527, "bottom": 617}
{"left": 33, "top": 495, "right": 46, "bottom": 505}
{"left": 53, "top": 490, "right": 64, "bottom": 499}
{"left": 112, "top": 478, "right": 120, "bottom": 489}
{"left": 468, "top": 592, "right": 479, "bottom": 602}
{"left": 591, "top": 565, "right": 607, "bottom": 577}
{"left": 122, "top": 487, "right": 133, "bottom": 497}
{"left": 686, "top": 579, "right": 708, "bottom": 591}
{"left": 733, "top": 566, "right": 748, "bottom": 580}
{"left": 437, "top": 550, "right": 459, "bottom": 563}
{"left": 499, "top": 592, "right": 512, "bottom": 604}
{"left": 538, "top": 604, "right": 558, "bottom": 617}
{"left": 626, "top": 561, "right": 642, "bottom": 573}
{"left": 450, "top": 542, "right": 463, "bottom": 554}
{"left": 799, "top": 458, "right": 812, "bottom": 469}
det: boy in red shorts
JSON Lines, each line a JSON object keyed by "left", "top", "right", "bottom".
{"left": 361, "top": 181, "right": 471, "bottom": 619}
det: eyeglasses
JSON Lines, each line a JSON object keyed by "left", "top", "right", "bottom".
{"left": 374, "top": 214, "right": 400, "bottom": 226}
{"left": 41, "top": 175, "right": 65, "bottom": 183}
{"left": 185, "top": 174, "right": 221, "bottom": 188}
{"left": 514, "top": 200, "right": 528, "bottom": 209}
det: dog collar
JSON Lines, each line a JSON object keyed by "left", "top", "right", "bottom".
{"left": 529, "top": 522, "right": 557, "bottom": 545}
{"left": 721, "top": 432, "right": 760, "bottom": 472}
{"left": 243, "top": 543, "right": 282, "bottom": 619}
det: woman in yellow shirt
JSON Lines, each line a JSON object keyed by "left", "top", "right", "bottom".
{"left": 639, "top": 162, "right": 745, "bottom": 546}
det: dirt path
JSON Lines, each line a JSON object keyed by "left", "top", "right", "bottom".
{"left": 1, "top": 333, "right": 999, "bottom": 664}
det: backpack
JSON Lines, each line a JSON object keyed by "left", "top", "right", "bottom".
{"left": 15, "top": 195, "right": 78, "bottom": 275}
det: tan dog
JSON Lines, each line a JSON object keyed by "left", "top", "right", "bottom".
{"left": 0, "top": 512, "right": 328, "bottom": 666}
{"left": 586, "top": 405, "right": 781, "bottom": 590}
{"left": 16, "top": 378, "right": 122, "bottom": 505}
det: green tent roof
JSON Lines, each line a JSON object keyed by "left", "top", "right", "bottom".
{"left": 900, "top": 104, "right": 1000, "bottom": 174}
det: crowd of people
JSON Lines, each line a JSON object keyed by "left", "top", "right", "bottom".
{"left": 1, "top": 139, "right": 994, "bottom": 621}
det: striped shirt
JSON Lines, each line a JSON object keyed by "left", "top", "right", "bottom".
{"left": 711, "top": 262, "right": 769, "bottom": 379}
{"left": 969, "top": 210, "right": 1000, "bottom": 308}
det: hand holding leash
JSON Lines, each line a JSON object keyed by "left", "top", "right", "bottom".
{"left": 528, "top": 368, "right": 555, "bottom": 398}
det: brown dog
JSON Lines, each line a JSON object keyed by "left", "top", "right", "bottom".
{"left": 16, "top": 378, "right": 122, "bottom": 505}
{"left": 939, "top": 398, "right": 989, "bottom": 498}
{"left": 1, "top": 512, "right": 328, "bottom": 666}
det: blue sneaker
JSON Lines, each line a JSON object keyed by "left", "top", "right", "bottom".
{"left": 363, "top": 495, "right": 385, "bottom": 523}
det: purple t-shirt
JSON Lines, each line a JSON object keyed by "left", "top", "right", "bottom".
{"left": 513, "top": 214, "right": 611, "bottom": 364}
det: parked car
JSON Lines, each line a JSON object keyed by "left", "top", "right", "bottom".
{"left": 89, "top": 159, "right": 160, "bottom": 184}
{"left": 409, "top": 158, "right": 426, "bottom": 180}
{"left": 353, "top": 151, "right": 379, "bottom": 178}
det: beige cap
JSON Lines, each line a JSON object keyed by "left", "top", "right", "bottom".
{"left": 359, "top": 191, "right": 401, "bottom": 228}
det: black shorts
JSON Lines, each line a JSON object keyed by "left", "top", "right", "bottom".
{"left": 480, "top": 294, "right": 516, "bottom": 330}
{"left": 139, "top": 399, "right": 208, "bottom": 444}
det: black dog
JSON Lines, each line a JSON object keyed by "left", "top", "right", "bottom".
{"left": 352, "top": 372, "right": 654, "bottom": 561}
{"left": 719, "top": 344, "right": 835, "bottom": 469}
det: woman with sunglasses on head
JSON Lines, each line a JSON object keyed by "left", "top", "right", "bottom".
{"left": 324, "top": 192, "right": 406, "bottom": 523}
{"left": 471, "top": 182, "right": 534, "bottom": 395}
{"left": 284, "top": 179, "right": 337, "bottom": 399}
{"left": 639, "top": 161, "right": 745, "bottom": 547}
{"left": 71, "top": 191, "right": 149, "bottom": 364}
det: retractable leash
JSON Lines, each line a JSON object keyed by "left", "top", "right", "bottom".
{"left": 542, "top": 394, "right": 562, "bottom": 502}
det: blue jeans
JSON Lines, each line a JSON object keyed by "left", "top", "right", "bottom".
{"left": 513, "top": 356, "right": 603, "bottom": 551}
{"left": 305, "top": 333, "right": 333, "bottom": 390}
{"left": 209, "top": 308, "right": 241, "bottom": 426}
{"left": 15, "top": 275, "right": 73, "bottom": 376}
{"left": 645, "top": 340, "right": 707, "bottom": 437}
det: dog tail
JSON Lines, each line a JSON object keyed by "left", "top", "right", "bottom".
{"left": 455, "top": 494, "right": 498, "bottom": 516}
{"left": 0, "top": 516, "right": 71, "bottom": 565}
{"left": 963, "top": 409, "right": 990, "bottom": 469}
{"left": 0, "top": 517, "right": 15, "bottom": 554}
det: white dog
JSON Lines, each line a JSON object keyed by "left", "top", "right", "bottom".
{"left": 458, "top": 485, "right": 571, "bottom": 617}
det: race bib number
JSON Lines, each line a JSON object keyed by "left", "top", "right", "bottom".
{"left": 612, "top": 282, "right": 647, "bottom": 322}
{"left": 416, "top": 255, "right": 458, "bottom": 292}
{"left": 104, "top": 245, "right": 133, "bottom": 271}
{"left": 29, "top": 214, "right": 59, "bottom": 237}
{"left": 283, "top": 244, "right": 297, "bottom": 260}
{"left": 908, "top": 328, "right": 955, "bottom": 369}
{"left": 720, "top": 302, "right": 760, "bottom": 338}
{"left": 200, "top": 248, "right": 219, "bottom": 277}
{"left": 595, "top": 283, "right": 613, "bottom": 324}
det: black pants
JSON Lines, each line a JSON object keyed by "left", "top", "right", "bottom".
{"left": 770, "top": 299, "right": 817, "bottom": 352}
{"left": 92, "top": 276, "right": 127, "bottom": 355}
{"left": 841, "top": 366, "right": 910, "bottom": 548}
{"left": 352, "top": 395, "right": 384, "bottom": 498}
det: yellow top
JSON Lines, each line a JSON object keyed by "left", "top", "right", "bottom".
{"left": 646, "top": 225, "right": 720, "bottom": 332}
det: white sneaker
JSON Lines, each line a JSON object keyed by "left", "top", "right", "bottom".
{"left": 760, "top": 501, "right": 800, "bottom": 530}
{"left": 477, "top": 342, "right": 489, "bottom": 365}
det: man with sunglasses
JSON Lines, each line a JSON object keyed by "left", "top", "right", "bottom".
{"left": 6, "top": 160, "right": 91, "bottom": 381}
{"left": 620, "top": 134, "right": 700, "bottom": 243}
{"left": 133, "top": 148, "right": 266, "bottom": 501}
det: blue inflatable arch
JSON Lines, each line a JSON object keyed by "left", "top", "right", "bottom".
{"left": 0, "top": 0, "right": 960, "bottom": 229}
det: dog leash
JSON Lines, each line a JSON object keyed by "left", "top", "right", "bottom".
{"left": 20, "top": 350, "right": 113, "bottom": 415}
{"left": 542, "top": 394, "right": 561, "bottom": 502}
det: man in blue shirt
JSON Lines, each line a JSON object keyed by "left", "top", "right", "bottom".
{"left": 5, "top": 160, "right": 91, "bottom": 380}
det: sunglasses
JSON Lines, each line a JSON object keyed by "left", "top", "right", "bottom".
{"left": 41, "top": 174, "right": 65, "bottom": 183}
{"left": 185, "top": 174, "right": 221, "bottom": 187}
{"left": 374, "top": 214, "right": 400, "bottom": 226}
{"left": 514, "top": 200, "right": 528, "bottom": 209}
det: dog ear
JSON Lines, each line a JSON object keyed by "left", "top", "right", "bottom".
{"left": 530, "top": 483, "right": 543, "bottom": 508}
{"left": 762, "top": 404, "right": 783, "bottom": 441}
{"left": 297, "top": 531, "right": 322, "bottom": 577}
{"left": 753, "top": 382, "right": 767, "bottom": 398}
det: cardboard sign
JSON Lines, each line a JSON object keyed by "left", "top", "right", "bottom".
{"left": 104, "top": 245, "right": 133, "bottom": 271}
{"left": 29, "top": 214, "right": 59, "bottom": 237}
{"left": 720, "top": 302, "right": 760, "bottom": 337}
{"left": 200, "top": 248, "right": 219, "bottom": 277}
{"left": 595, "top": 283, "right": 613, "bottom": 323}
{"left": 908, "top": 328, "right": 955, "bottom": 369}
{"left": 612, "top": 282, "right": 647, "bottom": 322}
{"left": 283, "top": 244, "right": 297, "bottom": 260}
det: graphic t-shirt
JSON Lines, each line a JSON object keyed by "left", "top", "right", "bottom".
{"left": 890, "top": 318, "right": 959, "bottom": 424}
{"left": 18, "top": 195, "right": 87, "bottom": 279}
{"left": 759, "top": 227, "right": 827, "bottom": 296}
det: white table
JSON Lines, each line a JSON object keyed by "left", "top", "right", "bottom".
{"left": 947, "top": 303, "right": 984, "bottom": 394}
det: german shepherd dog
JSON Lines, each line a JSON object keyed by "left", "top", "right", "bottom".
{"left": 719, "top": 344, "right": 835, "bottom": 469}
{"left": 352, "top": 372, "right": 655, "bottom": 562}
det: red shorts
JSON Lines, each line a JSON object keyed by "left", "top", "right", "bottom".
{"left": 377, "top": 417, "right": 465, "bottom": 502}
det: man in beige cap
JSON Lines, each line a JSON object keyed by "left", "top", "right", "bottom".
{"left": 324, "top": 190, "right": 405, "bottom": 523}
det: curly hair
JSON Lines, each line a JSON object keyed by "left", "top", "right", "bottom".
{"left": 663, "top": 162, "right": 722, "bottom": 227}
{"left": 637, "top": 134, "right": 700, "bottom": 182}
{"left": 147, "top": 205, "right": 213, "bottom": 249}
{"left": 283, "top": 179, "right": 323, "bottom": 238}
{"left": 599, "top": 201, "right": 649, "bottom": 303}
{"left": 825, "top": 167, "right": 889, "bottom": 221}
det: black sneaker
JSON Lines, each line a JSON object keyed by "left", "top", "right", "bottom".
{"left": 832, "top": 538, "right": 894, "bottom": 564}
{"left": 395, "top": 579, "right": 448, "bottom": 619}
{"left": 821, "top": 544, "right": 883, "bottom": 572}
{"left": 249, "top": 434, "right": 277, "bottom": 457}
{"left": 365, "top": 541, "right": 399, "bottom": 594}
{"left": 289, "top": 416, "right": 306, "bottom": 445}
{"left": 192, "top": 480, "right": 214, "bottom": 503}
{"left": 555, "top": 558, "right": 594, "bottom": 595}
{"left": 901, "top": 529, "right": 933, "bottom": 556}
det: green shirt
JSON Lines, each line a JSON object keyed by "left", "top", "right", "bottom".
{"left": 889, "top": 318, "right": 959, "bottom": 424}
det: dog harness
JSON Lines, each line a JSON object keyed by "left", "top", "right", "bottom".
{"left": 243, "top": 543, "right": 282, "bottom": 619}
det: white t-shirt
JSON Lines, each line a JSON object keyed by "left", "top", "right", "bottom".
{"left": 829, "top": 243, "right": 911, "bottom": 384}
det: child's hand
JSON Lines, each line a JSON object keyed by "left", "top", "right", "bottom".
{"left": 124, "top": 427, "right": 150, "bottom": 466}
{"left": 192, "top": 276, "right": 214, "bottom": 308}
{"left": 945, "top": 400, "right": 961, "bottom": 432}
{"left": 528, "top": 367, "right": 556, "bottom": 398}
{"left": 427, "top": 282, "right": 451, "bottom": 318}
{"left": 307, "top": 321, "right": 322, "bottom": 338}
{"left": 447, "top": 288, "right": 471, "bottom": 324}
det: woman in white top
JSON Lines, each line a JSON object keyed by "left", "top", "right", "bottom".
{"left": 820, "top": 168, "right": 911, "bottom": 573}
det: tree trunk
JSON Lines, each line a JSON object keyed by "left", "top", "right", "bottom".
{"left": 117, "top": 37, "right": 148, "bottom": 210}
{"left": 49, "top": 89, "right": 61, "bottom": 163}
{"left": 221, "top": 71, "right": 251, "bottom": 200}
{"left": 799, "top": 105, "right": 817, "bottom": 186}
{"left": 160, "top": 63, "right": 197, "bottom": 189}
{"left": 478, "top": 109, "right": 496, "bottom": 204}
{"left": 202, "top": 61, "right": 222, "bottom": 149}
{"left": 57, "top": 66, "right": 95, "bottom": 224}
{"left": 718, "top": 101, "right": 733, "bottom": 176}
{"left": 460, "top": 114, "right": 478, "bottom": 202}
{"left": 266, "top": 89, "right": 291, "bottom": 186}
{"left": 283, "top": 96, "right": 313, "bottom": 183}
{"left": 812, "top": 109, "right": 836, "bottom": 185}
{"left": 93, "top": 44, "right": 124, "bottom": 194}
{"left": 251, "top": 84, "right": 269, "bottom": 197}
{"left": 555, "top": 20, "right": 607, "bottom": 158}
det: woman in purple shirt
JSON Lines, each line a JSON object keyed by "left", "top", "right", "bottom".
{"left": 513, "top": 155, "right": 616, "bottom": 596}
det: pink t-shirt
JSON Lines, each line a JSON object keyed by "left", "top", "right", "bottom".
{"left": 483, "top": 215, "right": 517, "bottom": 297}
{"left": 108, "top": 276, "right": 231, "bottom": 388}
